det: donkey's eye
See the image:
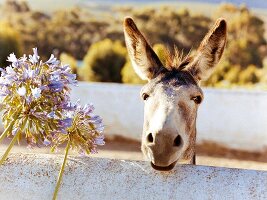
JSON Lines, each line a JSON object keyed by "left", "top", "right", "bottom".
{"left": 191, "top": 96, "right": 202, "bottom": 104}
{"left": 142, "top": 93, "right": 149, "bottom": 101}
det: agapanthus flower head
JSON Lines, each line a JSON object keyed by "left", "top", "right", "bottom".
{"left": 52, "top": 103, "right": 105, "bottom": 154}
{"left": 0, "top": 48, "right": 105, "bottom": 200}
{"left": 0, "top": 48, "right": 77, "bottom": 146}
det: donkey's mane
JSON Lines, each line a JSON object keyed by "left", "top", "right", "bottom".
{"left": 164, "top": 46, "right": 192, "bottom": 71}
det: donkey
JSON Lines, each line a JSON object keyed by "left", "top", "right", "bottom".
{"left": 123, "top": 17, "right": 227, "bottom": 171}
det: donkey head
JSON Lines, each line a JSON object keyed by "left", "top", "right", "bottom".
{"left": 124, "top": 17, "right": 227, "bottom": 170}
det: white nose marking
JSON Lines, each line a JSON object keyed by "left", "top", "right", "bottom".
{"left": 149, "top": 104, "right": 167, "bottom": 134}
{"left": 149, "top": 100, "right": 175, "bottom": 135}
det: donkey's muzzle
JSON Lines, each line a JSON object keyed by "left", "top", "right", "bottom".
{"left": 150, "top": 160, "right": 177, "bottom": 171}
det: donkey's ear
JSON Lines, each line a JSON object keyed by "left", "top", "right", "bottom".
{"left": 124, "top": 17, "right": 164, "bottom": 80}
{"left": 186, "top": 18, "right": 227, "bottom": 81}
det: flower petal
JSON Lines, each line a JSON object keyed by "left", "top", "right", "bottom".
{"left": 17, "top": 86, "right": 26, "bottom": 96}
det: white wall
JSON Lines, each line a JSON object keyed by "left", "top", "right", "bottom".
{"left": 0, "top": 82, "right": 266, "bottom": 152}
{"left": 0, "top": 153, "right": 266, "bottom": 200}
{"left": 71, "top": 82, "right": 267, "bottom": 152}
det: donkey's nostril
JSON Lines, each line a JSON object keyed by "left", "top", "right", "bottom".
{"left": 174, "top": 135, "right": 182, "bottom": 147}
{"left": 147, "top": 133, "right": 154, "bottom": 143}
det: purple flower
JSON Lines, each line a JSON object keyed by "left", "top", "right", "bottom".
{"left": 0, "top": 68, "right": 6, "bottom": 75}
{"left": 59, "top": 118, "right": 73, "bottom": 129}
{"left": 0, "top": 48, "right": 97, "bottom": 153}
{"left": 89, "top": 115, "right": 102, "bottom": 125}
{"left": 12, "top": 127, "right": 19, "bottom": 136}
{"left": 46, "top": 54, "right": 60, "bottom": 65}
{"left": 57, "top": 102, "right": 105, "bottom": 155}
{"left": 7, "top": 53, "right": 18, "bottom": 63}
{"left": 31, "top": 87, "right": 42, "bottom": 99}
{"left": 50, "top": 74, "right": 61, "bottom": 81}
{"left": 23, "top": 69, "right": 36, "bottom": 79}
{"left": 6, "top": 67, "right": 16, "bottom": 78}
{"left": 82, "top": 104, "right": 94, "bottom": 115}
{"left": 20, "top": 54, "right": 27, "bottom": 62}
{"left": 43, "top": 138, "right": 51, "bottom": 146}
{"left": 29, "top": 48, "right": 40, "bottom": 64}
{"left": 90, "top": 148, "right": 98, "bottom": 154}
{"left": 0, "top": 77, "right": 8, "bottom": 86}
{"left": 25, "top": 96, "right": 33, "bottom": 104}
{"left": 52, "top": 65, "right": 78, "bottom": 85}
{"left": 47, "top": 111, "right": 56, "bottom": 118}
{"left": 4, "top": 67, "right": 17, "bottom": 83}
{"left": 48, "top": 81, "right": 64, "bottom": 92}
{"left": 17, "top": 86, "right": 26, "bottom": 96}
{"left": 62, "top": 101, "right": 77, "bottom": 112}
{"left": 65, "top": 73, "right": 77, "bottom": 85}
{"left": 94, "top": 135, "right": 105, "bottom": 145}
{"left": 95, "top": 124, "right": 104, "bottom": 133}
{"left": 0, "top": 86, "right": 10, "bottom": 97}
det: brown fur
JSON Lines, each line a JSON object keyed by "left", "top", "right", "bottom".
{"left": 165, "top": 46, "right": 192, "bottom": 70}
{"left": 178, "top": 101, "right": 191, "bottom": 123}
{"left": 186, "top": 18, "right": 227, "bottom": 81}
{"left": 124, "top": 18, "right": 163, "bottom": 80}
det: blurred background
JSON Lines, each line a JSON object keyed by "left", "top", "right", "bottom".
{"left": 0, "top": 0, "right": 267, "bottom": 88}
{"left": 0, "top": 0, "right": 267, "bottom": 170}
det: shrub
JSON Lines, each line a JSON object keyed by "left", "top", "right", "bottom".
{"left": 239, "top": 65, "right": 261, "bottom": 84}
{"left": 202, "top": 59, "right": 231, "bottom": 87}
{"left": 79, "top": 39, "right": 126, "bottom": 82}
{"left": 224, "top": 65, "right": 241, "bottom": 84}
{"left": 260, "top": 58, "right": 267, "bottom": 84}
{"left": 0, "top": 22, "right": 21, "bottom": 68}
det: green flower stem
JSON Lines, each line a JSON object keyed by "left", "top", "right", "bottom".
{"left": 0, "top": 108, "right": 22, "bottom": 144}
{"left": 0, "top": 121, "right": 15, "bottom": 144}
{"left": 53, "top": 139, "right": 71, "bottom": 200}
{"left": 0, "top": 131, "right": 20, "bottom": 165}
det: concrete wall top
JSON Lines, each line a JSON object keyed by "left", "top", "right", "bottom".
{"left": 0, "top": 153, "right": 266, "bottom": 200}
